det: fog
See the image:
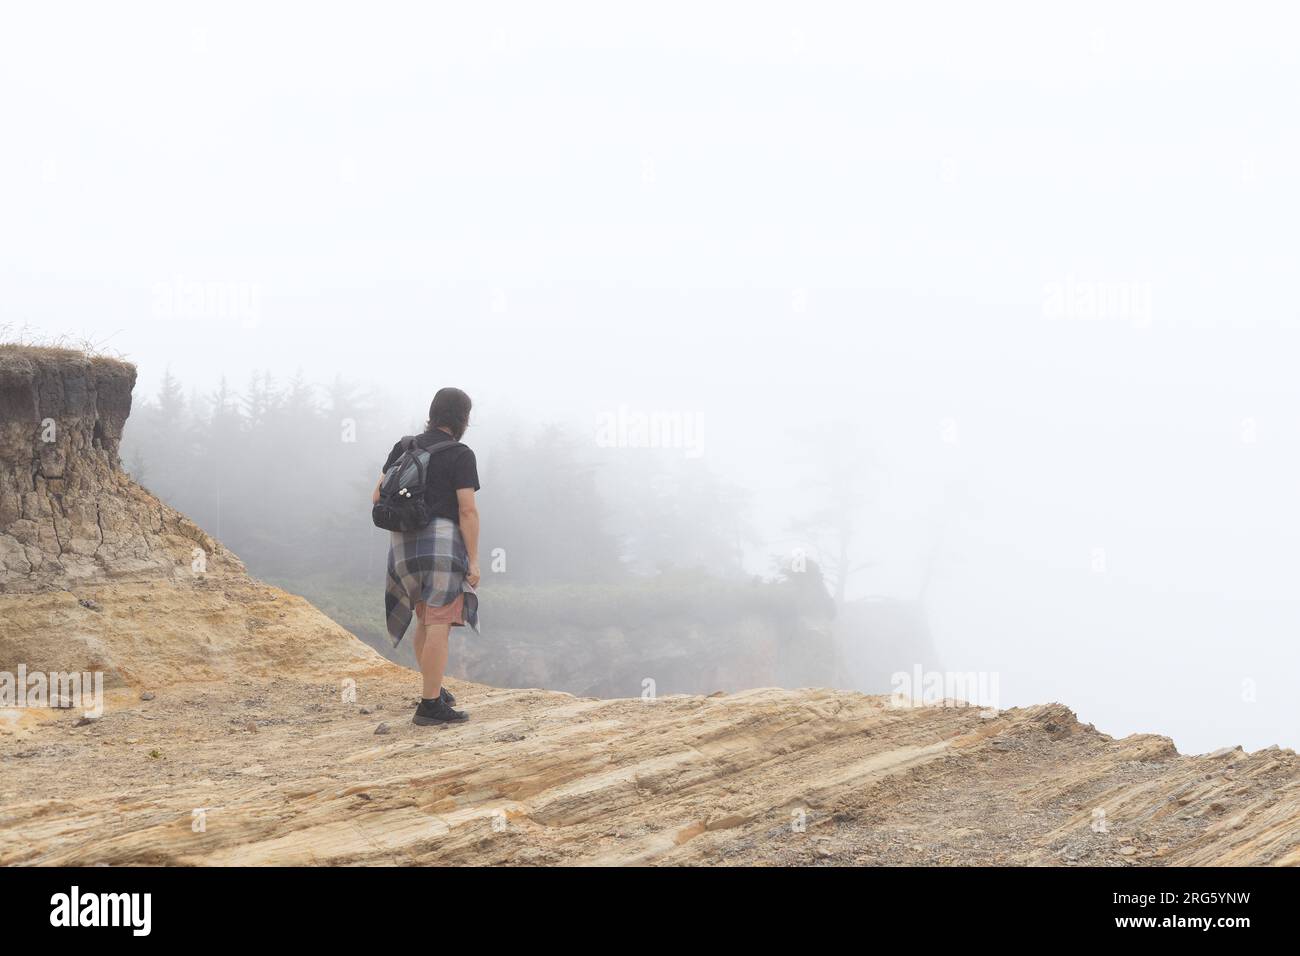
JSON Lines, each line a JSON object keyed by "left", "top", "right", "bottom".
{"left": 3, "top": 2, "right": 1298, "bottom": 753}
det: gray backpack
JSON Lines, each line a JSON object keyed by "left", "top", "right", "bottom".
{"left": 371, "top": 436, "right": 461, "bottom": 531}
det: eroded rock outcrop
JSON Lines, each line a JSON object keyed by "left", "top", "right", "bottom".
{"left": 0, "top": 346, "right": 240, "bottom": 591}
{"left": 0, "top": 346, "right": 376, "bottom": 686}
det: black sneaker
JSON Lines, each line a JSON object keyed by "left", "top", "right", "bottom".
{"left": 413, "top": 697, "right": 468, "bottom": 726}
{"left": 440, "top": 687, "right": 456, "bottom": 706}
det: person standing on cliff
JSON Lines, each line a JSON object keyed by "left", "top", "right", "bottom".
{"left": 372, "top": 387, "right": 481, "bottom": 726}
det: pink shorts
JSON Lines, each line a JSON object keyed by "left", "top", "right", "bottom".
{"left": 415, "top": 593, "right": 466, "bottom": 627}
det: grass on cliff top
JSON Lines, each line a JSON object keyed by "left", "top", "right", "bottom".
{"left": 0, "top": 324, "right": 131, "bottom": 366}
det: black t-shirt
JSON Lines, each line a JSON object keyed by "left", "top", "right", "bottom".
{"left": 381, "top": 429, "right": 480, "bottom": 524}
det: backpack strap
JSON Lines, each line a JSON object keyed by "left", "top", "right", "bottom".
{"left": 410, "top": 435, "right": 462, "bottom": 457}
{"left": 425, "top": 440, "right": 462, "bottom": 456}
{"left": 391, "top": 436, "right": 461, "bottom": 483}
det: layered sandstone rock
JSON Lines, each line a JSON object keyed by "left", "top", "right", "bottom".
{"left": 0, "top": 346, "right": 241, "bottom": 592}
{"left": 2, "top": 683, "right": 1297, "bottom": 866}
{"left": 0, "top": 346, "right": 375, "bottom": 687}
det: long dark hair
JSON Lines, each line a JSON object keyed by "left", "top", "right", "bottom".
{"left": 425, "top": 387, "right": 472, "bottom": 439}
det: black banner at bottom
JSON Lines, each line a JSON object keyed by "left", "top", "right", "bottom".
{"left": 0, "top": 865, "right": 1288, "bottom": 941}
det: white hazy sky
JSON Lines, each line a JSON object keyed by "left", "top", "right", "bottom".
{"left": 3, "top": 1, "right": 1298, "bottom": 753}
